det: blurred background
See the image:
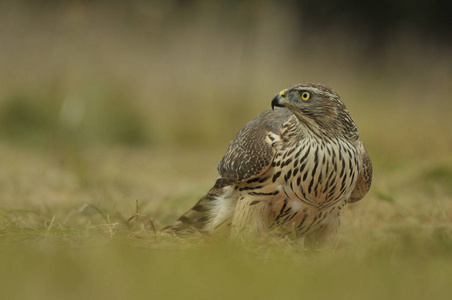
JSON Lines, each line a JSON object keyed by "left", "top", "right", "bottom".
{"left": 0, "top": 0, "right": 451, "bottom": 222}
{"left": 1, "top": 0, "right": 451, "bottom": 145}
{"left": 1, "top": 1, "right": 452, "bottom": 299}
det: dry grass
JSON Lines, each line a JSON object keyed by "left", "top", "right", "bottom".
{"left": 0, "top": 142, "right": 451, "bottom": 299}
{"left": 0, "top": 2, "right": 452, "bottom": 299}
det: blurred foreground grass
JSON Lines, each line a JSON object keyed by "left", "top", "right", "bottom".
{"left": 1, "top": 1, "right": 452, "bottom": 299}
{"left": 0, "top": 142, "right": 451, "bottom": 299}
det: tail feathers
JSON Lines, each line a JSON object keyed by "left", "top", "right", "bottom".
{"left": 162, "top": 187, "right": 222, "bottom": 234}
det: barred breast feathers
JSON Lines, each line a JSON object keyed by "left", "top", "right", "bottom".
{"left": 272, "top": 117, "right": 360, "bottom": 210}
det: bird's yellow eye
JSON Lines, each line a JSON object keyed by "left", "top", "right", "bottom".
{"left": 301, "top": 91, "right": 311, "bottom": 101}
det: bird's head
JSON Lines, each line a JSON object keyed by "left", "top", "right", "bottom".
{"left": 271, "top": 83, "right": 358, "bottom": 138}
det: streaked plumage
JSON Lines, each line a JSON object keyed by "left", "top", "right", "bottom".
{"left": 163, "top": 83, "right": 372, "bottom": 244}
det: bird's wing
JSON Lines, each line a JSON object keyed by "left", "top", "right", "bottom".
{"left": 215, "top": 108, "right": 294, "bottom": 188}
{"left": 348, "top": 139, "right": 372, "bottom": 202}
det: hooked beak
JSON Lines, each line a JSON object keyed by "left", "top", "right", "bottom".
{"left": 271, "top": 90, "right": 288, "bottom": 110}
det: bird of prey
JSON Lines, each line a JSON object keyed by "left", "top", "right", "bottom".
{"left": 164, "top": 83, "right": 372, "bottom": 244}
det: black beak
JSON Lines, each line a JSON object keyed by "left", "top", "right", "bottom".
{"left": 271, "top": 94, "right": 286, "bottom": 110}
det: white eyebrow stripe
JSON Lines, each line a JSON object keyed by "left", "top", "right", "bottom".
{"left": 294, "top": 87, "right": 335, "bottom": 99}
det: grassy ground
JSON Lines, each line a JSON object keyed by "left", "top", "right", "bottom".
{"left": 0, "top": 140, "right": 451, "bottom": 299}
{"left": 1, "top": 2, "right": 452, "bottom": 299}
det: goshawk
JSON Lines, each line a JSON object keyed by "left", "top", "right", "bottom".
{"left": 164, "top": 83, "right": 372, "bottom": 244}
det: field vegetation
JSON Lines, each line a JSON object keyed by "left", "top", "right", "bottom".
{"left": 0, "top": 1, "right": 451, "bottom": 299}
